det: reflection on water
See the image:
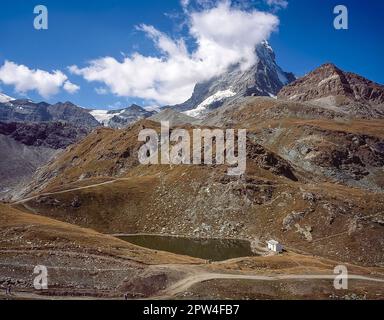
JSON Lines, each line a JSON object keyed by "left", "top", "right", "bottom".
{"left": 118, "top": 234, "right": 256, "bottom": 261}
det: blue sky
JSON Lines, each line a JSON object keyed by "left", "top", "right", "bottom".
{"left": 0, "top": 0, "right": 383, "bottom": 109}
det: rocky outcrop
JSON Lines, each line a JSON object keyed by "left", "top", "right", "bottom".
{"left": 0, "top": 122, "right": 88, "bottom": 149}
{"left": 278, "top": 63, "right": 384, "bottom": 106}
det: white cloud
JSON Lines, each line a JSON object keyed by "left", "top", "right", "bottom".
{"left": 0, "top": 60, "right": 79, "bottom": 98}
{"left": 181, "top": 0, "right": 190, "bottom": 9}
{"left": 70, "top": 1, "right": 279, "bottom": 105}
{"left": 265, "top": 0, "right": 288, "bottom": 10}
{"left": 63, "top": 80, "right": 80, "bottom": 94}
{"left": 95, "top": 87, "right": 108, "bottom": 95}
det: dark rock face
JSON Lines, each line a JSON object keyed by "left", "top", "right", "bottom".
{"left": 0, "top": 134, "right": 58, "bottom": 200}
{"left": 0, "top": 122, "right": 88, "bottom": 149}
{"left": 0, "top": 121, "right": 89, "bottom": 200}
{"left": 259, "top": 124, "right": 384, "bottom": 192}
{"left": 308, "top": 130, "right": 384, "bottom": 184}
{"left": 247, "top": 138, "right": 298, "bottom": 182}
{"left": 48, "top": 102, "right": 100, "bottom": 129}
{"left": 278, "top": 63, "right": 384, "bottom": 105}
{"left": 346, "top": 72, "right": 384, "bottom": 105}
{"left": 170, "top": 41, "right": 295, "bottom": 117}
{"left": 0, "top": 100, "right": 51, "bottom": 123}
{"left": 0, "top": 100, "right": 100, "bottom": 129}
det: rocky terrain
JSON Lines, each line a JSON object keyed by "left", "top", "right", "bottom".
{"left": 203, "top": 96, "right": 384, "bottom": 192}
{"left": 0, "top": 122, "right": 89, "bottom": 201}
{"left": 1, "top": 203, "right": 383, "bottom": 300}
{"left": 0, "top": 94, "right": 159, "bottom": 130}
{"left": 278, "top": 63, "right": 384, "bottom": 118}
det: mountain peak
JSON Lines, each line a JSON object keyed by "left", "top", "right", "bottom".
{"left": 256, "top": 40, "right": 276, "bottom": 61}
{"left": 128, "top": 104, "right": 145, "bottom": 112}
{"left": 170, "top": 41, "right": 295, "bottom": 118}
{"left": 278, "top": 63, "right": 384, "bottom": 105}
{"left": 319, "top": 62, "right": 338, "bottom": 69}
{"left": 53, "top": 101, "right": 77, "bottom": 107}
{"left": 259, "top": 40, "right": 274, "bottom": 53}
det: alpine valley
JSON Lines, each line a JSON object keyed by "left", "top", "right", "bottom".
{"left": 1, "top": 41, "right": 383, "bottom": 300}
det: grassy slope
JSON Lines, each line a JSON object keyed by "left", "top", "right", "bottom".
{"left": 0, "top": 203, "right": 202, "bottom": 265}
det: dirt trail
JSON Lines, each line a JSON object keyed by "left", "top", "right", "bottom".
{"left": 153, "top": 272, "right": 384, "bottom": 299}
{"left": 4, "top": 271, "right": 384, "bottom": 301}
{"left": 13, "top": 179, "right": 120, "bottom": 204}
{"left": 3, "top": 259, "right": 384, "bottom": 300}
{"left": 12, "top": 176, "right": 151, "bottom": 205}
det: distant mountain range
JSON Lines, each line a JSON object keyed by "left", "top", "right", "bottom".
{"left": 89, "top": 104, "right": 156, "bottom": 129}
{"left": 0, "top": 99, "right": 100, "bottom": 129}
{"left": 0, "top": 97, "right": 160, "bottom": 129}
{"left": 2, "top": 43, "right": 383, "bottom": 128}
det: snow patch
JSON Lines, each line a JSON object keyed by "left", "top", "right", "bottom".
{"left": 184, "top": 89, "right": 236, "bottom": 118}
{"left": 90, "top": 109, "right": 123, "bottom": 126}
{"left": 261, "top": 40, "right": 273, "bottom": 52}
{"left": 0, "top": 93, "right": 15, "bottom": 103}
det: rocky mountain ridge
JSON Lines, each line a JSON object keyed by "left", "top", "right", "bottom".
{"left": 278, "top": 63, "right": 384, "bottom": 107}
{"left": 89, "top": 104, "right": 156, "bottom": 129}
{"left": 0, "top": 99, "right": 100, "bottom": 129}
